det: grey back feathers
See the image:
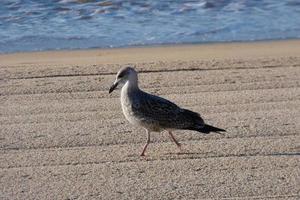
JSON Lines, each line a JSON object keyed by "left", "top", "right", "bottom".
{"left": 130, "top": 90, "right": 205, "bottom": 131}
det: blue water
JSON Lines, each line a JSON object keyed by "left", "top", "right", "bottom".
{"left": 1, "top": 0, "right": 300, "bottom": 53}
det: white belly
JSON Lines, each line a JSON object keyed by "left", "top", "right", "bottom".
{"left": 121, "top": 102, "right": 137, "bottom": 124}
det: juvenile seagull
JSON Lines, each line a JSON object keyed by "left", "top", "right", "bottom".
{"left": 109, "top": 67, "right": 225, "bottom": 156}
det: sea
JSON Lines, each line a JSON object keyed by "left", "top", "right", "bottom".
{"left": 1, "top": 0, "right": 300, "bottom": 53}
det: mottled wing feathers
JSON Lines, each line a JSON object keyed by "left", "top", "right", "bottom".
{"left": 131, "top": 91, "right": 204, "bottom": 130}
{"left": 131, "top": 92, "right": 179, "bottom": 122}
{"left": 180, "top": 109, "right": 205, "bottom": 128}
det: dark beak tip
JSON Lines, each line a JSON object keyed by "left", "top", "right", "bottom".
{"left": 109, "top": 83, "right": 118, "bottom": 94}
{"left": 108, "top": 87, "right": 113, "bottom": 94}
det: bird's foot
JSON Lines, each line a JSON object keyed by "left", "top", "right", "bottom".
{"left": 176, "top": 143, "right": 184, "bottom": 154}
{"left": 140, "top": 152, "right": 146, "bottom": 156}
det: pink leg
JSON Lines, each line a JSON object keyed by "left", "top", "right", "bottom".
{"left": 168, "top": 131, "right": 181, "bottom": 148}
{"left": 140, "top": 130, "right": 150, "bottom": 156}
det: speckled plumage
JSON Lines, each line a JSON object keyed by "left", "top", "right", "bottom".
{"left": 122, "top": 88, "right": 204, "bottom": 132}
{"left": 109, "top": 66, "right": 225, "bottom": 156}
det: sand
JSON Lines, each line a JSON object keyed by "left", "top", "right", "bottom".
{"left": 0, "top": 40, "right": 300, "bottom": 199}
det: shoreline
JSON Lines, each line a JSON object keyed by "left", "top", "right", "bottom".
{"left": 1, "top": 38, "right": 300, "bottom": 55}
{"left": 1, "top": 39, "right": 300, "bottom": 67}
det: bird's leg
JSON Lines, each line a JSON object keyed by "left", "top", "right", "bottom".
{"left": 140, "top": 129, "right": 150, "bottom": 156}
{"left": 168, "top": 131, "right": 181, "bottom": 149}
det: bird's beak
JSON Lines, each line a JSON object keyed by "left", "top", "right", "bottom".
{"left": 109, "top": 81, "right": 119, "bottom": 94}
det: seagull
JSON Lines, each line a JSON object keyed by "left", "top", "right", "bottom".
{"left": 109, "top": 66, "right": 225, "bottom": 156}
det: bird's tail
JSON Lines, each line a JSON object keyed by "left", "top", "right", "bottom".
{"left": 181, "top": 109, "right": 226, "bottom": 134}
{"left": 198, "top": 124, "right": 226, "bottom": 134}
{"left": 186, "top": 124, "right": 226, "bottom": 134}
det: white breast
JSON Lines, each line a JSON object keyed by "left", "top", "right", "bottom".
{"left": 120, "top": 82, "right": 139, "bottom": 125}
{"left": 120, "top": 81, "right": 161, "bottom": 131}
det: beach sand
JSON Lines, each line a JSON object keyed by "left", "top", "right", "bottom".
{"left": 1, "top": 40, "right": 300, "bottom": 199}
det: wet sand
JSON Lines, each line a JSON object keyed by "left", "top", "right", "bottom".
{"left": 1, "top": 40, "right": 300, "bottom": 199}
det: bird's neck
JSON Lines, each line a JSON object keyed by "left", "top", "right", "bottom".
{"left": 122, "top": 78, "right": 139, "bottom": 94}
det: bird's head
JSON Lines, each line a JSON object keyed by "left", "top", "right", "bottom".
{"left": 109, "top": 66, "right": 137, "bottom": 93}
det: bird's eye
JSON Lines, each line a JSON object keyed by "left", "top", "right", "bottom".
{"left": 118, "top": 71, "right": 126, "bottom": 79}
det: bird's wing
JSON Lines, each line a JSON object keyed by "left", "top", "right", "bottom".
{"left": 132, "top": 92, "right": 194, "bottom": 128}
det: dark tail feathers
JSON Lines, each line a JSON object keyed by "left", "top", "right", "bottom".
{"left": 181, "top": 109, "right": 226, "bottom": 134}
{"left": 186, "top": 124, "right": 226, "bottom": 134}
{"left": 199, "top": 124, "right": 226, "bottom": 134}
